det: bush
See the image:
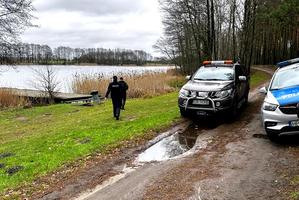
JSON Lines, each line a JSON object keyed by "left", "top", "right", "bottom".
{"left": 0, "top": 89, "right": 29, "bottom": 109}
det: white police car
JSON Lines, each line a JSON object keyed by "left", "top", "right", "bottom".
{"left": 260, "top": 58, "right": 299, "bottom": 141}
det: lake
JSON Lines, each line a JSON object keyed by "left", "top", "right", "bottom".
{"left": 0, "top": 65, "right": 172, "bottom": 93}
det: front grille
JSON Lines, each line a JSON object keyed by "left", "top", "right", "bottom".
{"left": 281, "top": 126, "right": 299, "bottom": 133}
{"left": 279, "top": 104, "right": 298, "bottom": 115}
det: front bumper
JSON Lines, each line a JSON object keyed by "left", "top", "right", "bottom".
{"left": 178, "top": 96, "right": 233, "bottom": 116}
{"left": 261, "top": 107, "right": 299, "bottom": 135}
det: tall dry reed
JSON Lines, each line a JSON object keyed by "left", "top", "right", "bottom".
{"left": 72, "top": 70, "right": 184, "bottom": 98}
{"left": 0, "top": 89, "right": 29, "bottom": 108}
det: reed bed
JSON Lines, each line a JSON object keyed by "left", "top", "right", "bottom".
{"left": 0, "top": 89, "right": 29, "bottom": 109}
{"left": 72, "top": 70, "right": 184, "bottom": 98}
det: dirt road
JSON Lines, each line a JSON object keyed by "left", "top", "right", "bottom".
{"left": 40, "top": 67, "right": 299, "bottom": 200}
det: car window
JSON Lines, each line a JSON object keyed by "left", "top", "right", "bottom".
{"left": 193, "top": 66, "right": 234, "bottom": 81}
{"left": 271, "top": 66, "right": 299, "bottom": 90}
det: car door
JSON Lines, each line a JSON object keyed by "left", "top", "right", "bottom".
{"left": 235, "top": 65, "right": 246, "bottom": 101}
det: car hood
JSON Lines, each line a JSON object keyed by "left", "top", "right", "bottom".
{"left": 268, "top": 85, "right": 299, "bottom": 106}
{"left": 183, "top": 80, "right": 233, "bottom": 92}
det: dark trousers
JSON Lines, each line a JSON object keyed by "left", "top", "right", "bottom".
{"left": 112, "top": 98, "right": 121, "bottom": 118}
{"left": 121, "top": 93, "right": 127, "bottom": 109}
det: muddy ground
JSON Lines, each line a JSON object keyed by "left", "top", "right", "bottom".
{"left": 10, "top": 67, "right": 299, "bottom": 200}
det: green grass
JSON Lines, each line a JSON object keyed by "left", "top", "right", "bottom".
{"left": 250, "top": 70, "right": 271, "bottom": 88}
{"left": 0, "top": 93, "right": 180, "bottom": 193}
{"left": 289, "top": 176, "right": 299, "bottom": 200}
{"left": 290, "top": 191, "right": 299, "bottom": 200}
{"left": 291, "top": 175, "right": 299, "bottom": 186}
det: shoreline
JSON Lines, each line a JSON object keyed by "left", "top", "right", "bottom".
{"left": 0, "top": 63, "right": 176, "bottom": 67}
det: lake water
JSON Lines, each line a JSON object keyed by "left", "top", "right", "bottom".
{"left": 0, "top": 65, "right": 172, "bottom": 93}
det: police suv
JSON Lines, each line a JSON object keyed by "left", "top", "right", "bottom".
{"left": 178, "top": 60, "right": 250, "bottom": 117}
{"left": 260, "top": 58, "right": 299, "bottom": 141}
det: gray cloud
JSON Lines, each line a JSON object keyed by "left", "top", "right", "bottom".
{"left": 21, "top": 0, "right": 163, "bottom": 55}
{"left": 35, "top": 0, "right": 147, "bottom": 15}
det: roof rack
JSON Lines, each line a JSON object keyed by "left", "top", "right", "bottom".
{"left": 277, "top": 58, "right": 299, "bottom": 68}
{"left": 203, "top": 60, "right": 233, "bottom": 65}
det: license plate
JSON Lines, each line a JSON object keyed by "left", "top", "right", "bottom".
{"left": 193, "top": 100, "right": 209, "bottom": 105}
{"left": 289, "top": 120, "right": 299, "bottom": 127}
{"left": 197, "top": 111, "right": 207, "bottom": 116}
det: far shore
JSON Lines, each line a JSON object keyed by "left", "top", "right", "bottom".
{"left": 0, "top": 63, "right": 175, "bottom": 67}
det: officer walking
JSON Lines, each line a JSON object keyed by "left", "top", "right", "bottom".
{"left": 105, "top": 76, "right": 122, "bottom": 120}
{"left": 119, "top": 77, "right": 128, "bottom": 110}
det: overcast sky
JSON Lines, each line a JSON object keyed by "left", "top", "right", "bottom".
{"left": 21, "top": 0, "right": 164, "bottom": 55}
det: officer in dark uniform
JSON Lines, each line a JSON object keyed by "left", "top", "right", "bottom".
{"left": 105, "top": 76, "right": 122, "bottom": 120}
{"left": 119, "top": 77, "right": 129, "bottom": 110}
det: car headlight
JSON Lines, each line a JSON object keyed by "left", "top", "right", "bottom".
{"left": 179, "top": 88, "right": 190, "bottom": 97}
{"left": 214, "top": 89, "right": 233, "bottom": 98}
{"left": 263, "top": 102, "right": 278, "bottom": 111}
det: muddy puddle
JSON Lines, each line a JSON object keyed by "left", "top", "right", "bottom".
{"left": 76, "top": 123, "right": 209, "bottom": 200}
{"left": 136, "top": 125, "right": 202, "bottom": 163}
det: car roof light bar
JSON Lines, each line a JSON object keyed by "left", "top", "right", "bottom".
{"left": 203, "top": 60, "right": 233, "bottom": 65}
{"left": 277, "top": 58, "right": 299, "bottom": 68}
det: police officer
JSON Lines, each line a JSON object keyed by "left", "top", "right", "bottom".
{"left": 105, "top": 76, "right": 122, "bottom": 120}
{"left": 119, "top": 77, "right": 128, "bottom": 110}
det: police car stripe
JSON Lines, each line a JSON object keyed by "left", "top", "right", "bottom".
{"left": 272, "top": 86, "right": 299, "bottom": 106}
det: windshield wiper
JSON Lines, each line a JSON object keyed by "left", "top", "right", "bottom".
{"left": 206, "top": 79, "right": 225, "bottom": 81}
{"left": 194, "top": 78, "right": 209, "bottom": 81}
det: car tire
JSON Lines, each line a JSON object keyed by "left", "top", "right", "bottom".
{"left": 266, "top": 130, "right": 279, "bottom": 142}
{"left": 180, "top": 108, "right": 188, "bottom": 118}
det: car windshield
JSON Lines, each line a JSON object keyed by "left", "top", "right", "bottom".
{"left": 271, "top": 66, "right": 299, "bottom": 90}
{"left": 193, "top": 66, "right": 234, "bottom": 81}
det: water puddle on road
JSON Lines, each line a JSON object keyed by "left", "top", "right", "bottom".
{"left": 77, "top": 130, "right": 199, "bottom": 200}
{"left": 76, "top": 123, "right": 209, "bottom": 200}
{"left": 136, "top": 127, "right": 200, "bottom": 163}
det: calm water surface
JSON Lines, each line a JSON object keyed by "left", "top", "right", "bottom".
{"left": 0, "top": 65, "right": 172, "bottom": 92}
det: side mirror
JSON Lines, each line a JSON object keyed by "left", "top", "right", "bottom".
{"left": 259, "top": 87, "right": 267, "bottom": 95}
{"left": 185, "top": 75, "right": 191, "bottom": 80}
{"left": 238, "top": 76, "right": 247, "bottom": 82}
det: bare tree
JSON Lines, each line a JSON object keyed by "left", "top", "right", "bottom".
{"left": 156, "top": 0, "right": 261, "bottom": 73}
{"left": 0, "top": 0, "right": 35, "bottom": 64}
{"left": 32, "top": 66, "right": 60, "bottom": 104}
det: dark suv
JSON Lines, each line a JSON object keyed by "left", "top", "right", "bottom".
{"left": 178, "top": 61, "right": 250, "bottom": 117}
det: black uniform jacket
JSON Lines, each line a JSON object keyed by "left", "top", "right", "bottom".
{"left": 105, "top": 81, "right": 122, "bottom": 99}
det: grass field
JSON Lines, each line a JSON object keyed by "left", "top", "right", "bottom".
{"left": 250, "top": 69, "right": 272, "bottom": 88}
{"left": 0, "top": 69, "right": 271, "bottom": 194}
{"left": 0, "top": 93, "right": 180, "bottom": 194}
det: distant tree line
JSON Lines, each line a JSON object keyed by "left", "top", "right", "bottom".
{"left": 155, "top": 0, "right": 299, "bottom": 74}
{"left": 0, "top": 43, "right": 155, "bottom": 66}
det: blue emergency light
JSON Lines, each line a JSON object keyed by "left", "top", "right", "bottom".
{"left": 277, "top": 58, "right": 299, "bottom": 68}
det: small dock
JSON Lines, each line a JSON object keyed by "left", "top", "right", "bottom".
{"left": 0, "top": 88, "right": 97, "bottom": 103}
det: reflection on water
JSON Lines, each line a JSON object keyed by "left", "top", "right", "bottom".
{"left": 137, "top": 131, "right": 198, "bottom": 163}
{"left": 0, "top": 65, "right": 172, "bottom": 93}
{"left": 178, "top": 133, "right": 197, "bottom": 149}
